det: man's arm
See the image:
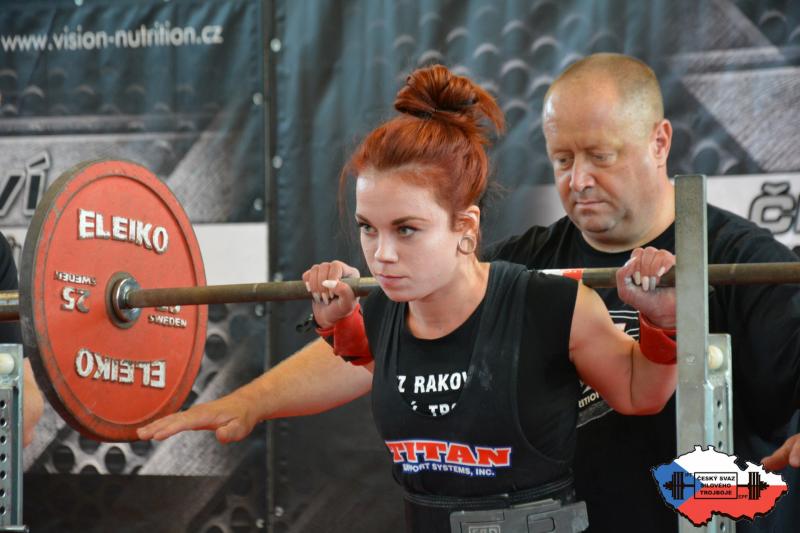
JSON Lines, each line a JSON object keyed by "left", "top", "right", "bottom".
{"left": 741, "top": 273, "right": 800, "bottom": 470}
{"left": 708, "top": 213, "right": 800, "bottom": 469}
{"left": 22, "top": 358, "right": 43, "bottom": 447}
{"left": 0, "top": 233, "right": 44, "bottom": 447}
{"left": 137, "top": 337, "right": 372, "bottom": 443}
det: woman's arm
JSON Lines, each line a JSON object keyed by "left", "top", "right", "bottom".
{"left": 138, "top": 337, "right": 373, "bottom": 442}
{"left": 569, "top": 248, "right": 677, "bottom": 415}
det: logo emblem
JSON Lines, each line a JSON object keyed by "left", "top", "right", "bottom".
{"left": 652, "top": 445, "right": 788, "bottom": 525}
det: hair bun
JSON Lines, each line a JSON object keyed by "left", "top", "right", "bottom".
{"left": 394, "top": 65, "right": 504, "bottom": 135}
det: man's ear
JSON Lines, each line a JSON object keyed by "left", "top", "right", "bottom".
{"left": 652, "top": 119, "right": 672, "bottom": 167}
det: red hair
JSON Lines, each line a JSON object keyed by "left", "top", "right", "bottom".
{"left": 340, "top": 65, "right": 504, "bottom": 236}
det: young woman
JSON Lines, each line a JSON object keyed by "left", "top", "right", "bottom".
{"left": 302, "top": 65, "right": 677, "bottom": 532}
{"left": 140, "top": 65, "right": 677, "bottom": 533}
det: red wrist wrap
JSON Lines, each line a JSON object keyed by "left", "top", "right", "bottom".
{"left": 638, "top": 312, "right": 677, "bottom": 365}
{"left": 315, "top": 303, "right": 373, "bottom": 366}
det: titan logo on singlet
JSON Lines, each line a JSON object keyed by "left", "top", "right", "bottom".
{"left": 386, "top": 439, "right": 511, "bottom": 478}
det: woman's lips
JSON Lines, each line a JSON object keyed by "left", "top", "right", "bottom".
{"left": 376, "top": 273, "right": 405, "bottom": 286}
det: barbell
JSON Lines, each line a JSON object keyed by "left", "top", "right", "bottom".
{"left": 7, "top": 159, "right": 800, "bottom": 441}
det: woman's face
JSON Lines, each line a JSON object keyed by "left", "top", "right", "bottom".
{"left": 356, "top": 169, "right": 463, "bottom": 302}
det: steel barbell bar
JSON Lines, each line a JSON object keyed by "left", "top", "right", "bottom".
{"left": 1, "top": 261, "right": 798, "bottom": 323}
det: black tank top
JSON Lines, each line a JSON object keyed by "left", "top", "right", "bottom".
{"left": 368, "top": 261, "right": 576, "bottom": 498}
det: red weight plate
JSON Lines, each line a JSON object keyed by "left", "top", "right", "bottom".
{"left": 20, "top": 159, "right": 207, "bottom": 441}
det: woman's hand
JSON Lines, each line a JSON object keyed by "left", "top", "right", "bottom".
{"left": 616, "top": 247, "right": 676, "bottom": 329}
{"left": 137, "top": 391, "right": 258, "bottom": 443}
{"left": 303, "top": 260, "right": 361, "bottom": 328}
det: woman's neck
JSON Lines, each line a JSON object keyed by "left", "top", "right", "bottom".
{"left": 406, "top": 257, "right": 490, "bottom": 340}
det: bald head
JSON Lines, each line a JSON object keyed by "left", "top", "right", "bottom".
{"left": 544, "top": 53, "right": 663, "bottom": 138}
{"left": 540, "top": 53, "right": 674, "bottom": 252}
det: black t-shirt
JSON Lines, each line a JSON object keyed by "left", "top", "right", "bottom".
{"left": 485, "top": 206, "right": 800, "bottom": 533}
{"left": 364, "top": 261, "right": 580, "bottom": 503}
{"left": 0, "top": 233, "right": 21, "bottom": 344}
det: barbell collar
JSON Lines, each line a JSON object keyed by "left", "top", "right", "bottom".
{"left": 109, "top": 274, "right": 142, "bottom": 326}
{"left": 0, "top": 291, "right": 18, "bottom": 321}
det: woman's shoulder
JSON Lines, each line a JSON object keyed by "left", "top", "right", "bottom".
{"left": 524, "top": 268, "right": 580, "bottom": 318}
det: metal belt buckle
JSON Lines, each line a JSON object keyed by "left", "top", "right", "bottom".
{"left": 449, "top": 498, "right": 589, "bottom": 533}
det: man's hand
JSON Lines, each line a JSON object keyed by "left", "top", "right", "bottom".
{"left": 137, "top": 391, "right": 258, "bottom": 443}
{"left": 761, "top": 433, "right": 800, "bottom": 471}
{"left": 616, "top": 247, "right": 676, "bottom": 329}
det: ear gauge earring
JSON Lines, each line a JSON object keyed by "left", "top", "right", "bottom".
{"left": 457, "top": 235, "right": 477, "bottom": 254}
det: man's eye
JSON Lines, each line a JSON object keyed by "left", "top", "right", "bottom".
{"left": 593, "top": 153, "right": 616, "bottom": 164}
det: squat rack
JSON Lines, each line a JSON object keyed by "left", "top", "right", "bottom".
{"left": 676, "top": 175, "right": 735, "bottom": 533}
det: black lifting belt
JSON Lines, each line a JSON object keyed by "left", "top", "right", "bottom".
{"left": 449, "top": 498, "right": 588, "bottom": 533}
{"left": 403, "top": 476, "right": 589, "bottom": 533}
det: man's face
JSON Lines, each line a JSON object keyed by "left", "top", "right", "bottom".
{"left": 543, "top": 83, "right": 664, "bottom": 250}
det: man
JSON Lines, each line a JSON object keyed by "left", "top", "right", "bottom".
{"left": 0, "top": 232, "right": 44, "bottom": 447}
{"left": 0, "top": 90, "right": 44, "bottom": 447}
{"left": 482, "top": 53, "right": 800, "bottom": 532}
{"left": 139, "top": 54, "right": 800, "bottom": 532}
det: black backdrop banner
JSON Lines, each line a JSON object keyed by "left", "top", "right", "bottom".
{"left": 0, "top": 0, "right": 265, "bottom": 226}
{"left": 269, "top": 0, "right": 800, "bottom": 531}
{"left": 1, "top": 0, "right": 267, "bottom": 532}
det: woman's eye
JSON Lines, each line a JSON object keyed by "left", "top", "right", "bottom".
{"left": 397, "top": 226, "right": 416, "bottom": 236}
{"left": 358, "top": 223, "right": 375, "bottom": 234}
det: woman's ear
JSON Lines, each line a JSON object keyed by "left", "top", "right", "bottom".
{"left": 455, "top": 205, "right": 481, "bottom": 233}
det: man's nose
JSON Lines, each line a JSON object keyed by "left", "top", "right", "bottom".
{"left": 570, "top": 158, "right": 596, "bottom": 192}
